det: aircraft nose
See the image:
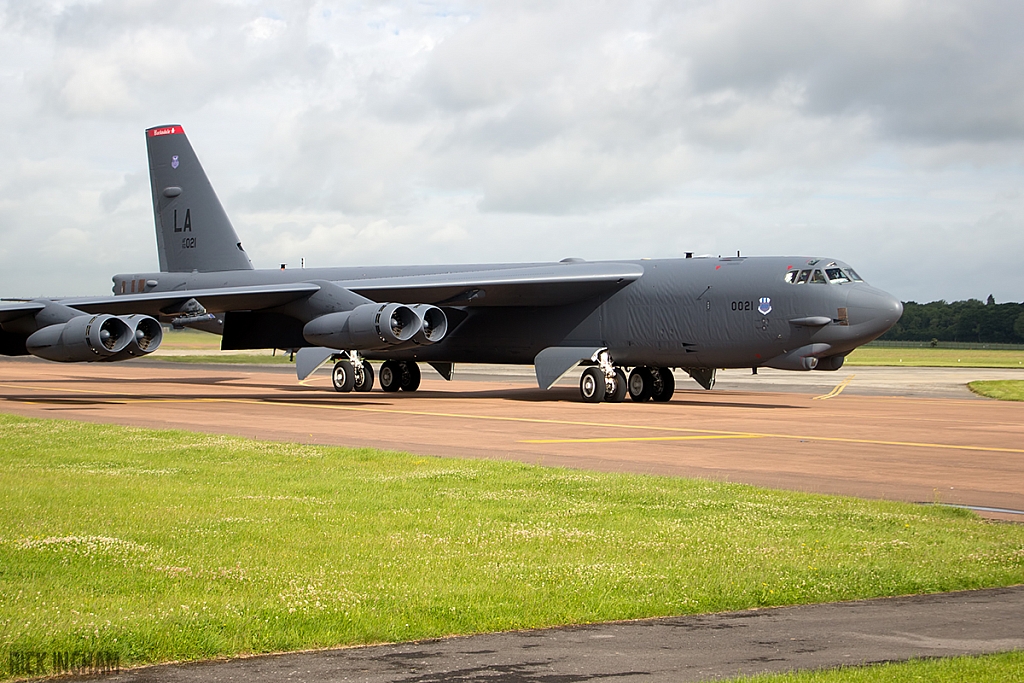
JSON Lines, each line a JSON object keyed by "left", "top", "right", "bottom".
{"left": 846, "top": 285, "right": 903, "bottom": 338}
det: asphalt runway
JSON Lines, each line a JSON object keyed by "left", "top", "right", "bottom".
{"left": 96, "top": 586, "right": 1024, "bottom": 683}
{"left": 2, "top": 358, "right": 1023, "bottom": 518}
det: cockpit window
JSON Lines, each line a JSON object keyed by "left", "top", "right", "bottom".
{"left": 809, "top": 269, "right": 826, "bottom": 284}
{"left": 784, "top": 271, "right": 798, "bottom": 283}
{"left": 796, "top": 269, "right": 810, "bottom": 284}
{"left": 824, "top": 268, "right": 850, "bottom": 283}
{"left": 846, "top": 268, "right": 863, "bottom": 282}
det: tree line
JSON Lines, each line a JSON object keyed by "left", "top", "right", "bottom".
{"left": 879, "top": 297, "right": 1024, "bottom": 343}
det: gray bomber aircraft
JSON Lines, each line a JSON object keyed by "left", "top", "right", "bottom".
{"left": 0, "top": 125, "right": 903, "bottom": 403}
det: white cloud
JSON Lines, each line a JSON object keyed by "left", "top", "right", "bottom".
{"left": 0, "top": 0, "right": 1022, "bottom": 303}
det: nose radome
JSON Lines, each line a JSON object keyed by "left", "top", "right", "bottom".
{"left": 847, "top": 285, "right": 903, "bottom": 334}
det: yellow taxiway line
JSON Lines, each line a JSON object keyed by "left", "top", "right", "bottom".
{"left": 3, "top": 382, "right": 1024, "bottom": 455}
{"left": 812, "top": 374, "right": 856, "bottom": 400}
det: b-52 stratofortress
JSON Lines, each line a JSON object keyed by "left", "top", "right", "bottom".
{"left": 0, "top": 125, "right": 902, "bottom": 403}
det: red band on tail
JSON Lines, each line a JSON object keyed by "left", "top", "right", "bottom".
{"left": 146, "top": 125, "right": 184, "bottom": 137}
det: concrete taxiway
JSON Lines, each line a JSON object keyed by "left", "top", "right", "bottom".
{"left": 1, "top": 358, "right": 1023, "bottom": 518}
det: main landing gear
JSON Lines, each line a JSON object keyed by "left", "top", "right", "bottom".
{"left": 331, "top": 351, "right": 376, "bottom": 393}
{"left": 579, "top": 352, "right": 675, "bottom": 404}
{"left": 378, "top": 360, "right": 421, "bottom": 393}
{"left": 330, "top": 355, "right": 423, "bottom": 394}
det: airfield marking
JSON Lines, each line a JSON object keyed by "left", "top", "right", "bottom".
{"left": 522, "top": 435, "right": 763, "bottom": 444}
{"left": 812, "top": 374, "right": 856, "bottom": 400}
{"left": 4, "top": 381, "right": 1024, "bottom": 456}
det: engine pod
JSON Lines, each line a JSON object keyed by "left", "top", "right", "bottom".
{"left": 303, "top": 303, "right": 418, "bottom": 350}
{"left": 26, "top": 314, "right": 133, "bottom": 362}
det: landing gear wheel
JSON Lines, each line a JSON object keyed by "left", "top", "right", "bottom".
{"left": 628, "top": 367, "right": 654, "bottom": 402}
{"left": 399, "top": 361, "right": 421, "bottom": 392}
{"left": 580, "top": 367, "right": 606, "bottom": 403}
{"left": 605, "top": 368, "right": 627, "bottom": 403}
{"left": 353, "top": 361, "right": 375, "bottom": 392}
{"left": 332, "top": 360, "right": 355, "bottom": 393}
{"left": 651, "top": 367, "right": 675, "bottom": 403}
{"left": 379, "top": 360, "right": 402, "bottom": 392}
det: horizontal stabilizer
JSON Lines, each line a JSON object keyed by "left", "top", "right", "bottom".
{"left": 534, "top": 346, "right": 604, "bottom": 390}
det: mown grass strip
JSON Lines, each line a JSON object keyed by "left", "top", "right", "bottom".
{"left": 969, "top": 380, "right": 1024, "bottom": 401}
{"left": 731, "top": 651, "right": 1024, "bottom": 682}
{"left": 846, "top": 346, "right": 1024, "bottom": 368}
{"left": 1, "top": 414, "right": 1023, "bottom": 677}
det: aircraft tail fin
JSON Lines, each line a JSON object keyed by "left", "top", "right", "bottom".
{"left": 145, "top": 125, "right": 253, "bottom": 273}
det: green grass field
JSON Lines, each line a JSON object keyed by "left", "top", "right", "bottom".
{"left": 2, "top": 414, "right": 1023, "bottom": 678}
{"left": 968, "top": 380, "right": 1024, "bottom": 401}
{"left": 731, "top": 651, "right": 1024, "bottom": 682}
{"left": 846, "top": 346, "right": 1024, "bottom": 368}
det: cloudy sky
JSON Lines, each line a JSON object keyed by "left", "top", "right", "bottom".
{"left": 1, "top": 0, "right": 1022, "bottom": 303}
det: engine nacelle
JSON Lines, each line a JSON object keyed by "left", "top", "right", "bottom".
{"left": 409, "top": 304, "right": 448, "bottom": 345}
{"left": 303, "top": 303, "right": 420, "bottom": 350}
{"left": 26, "top": 314, "right": 133, "bottom": 362}
{"left": 102, "top": 315, "right": 164, "bottom": 361}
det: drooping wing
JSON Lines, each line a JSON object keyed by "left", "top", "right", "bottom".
{"left": 15, "top": 261, "right": 643, "bottom": 320}
{"left": 58, "top": 283, "right": 321, "bottom": 317}
{"left": 340, "top": 262, "right": 645, "bottom": 306}
{"left": 0, "top": 301, "right": 46, "bottom": 324}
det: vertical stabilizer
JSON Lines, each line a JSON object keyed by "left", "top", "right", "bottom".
{"left": 146, "top": 125, "right": 253, "bottom": 272}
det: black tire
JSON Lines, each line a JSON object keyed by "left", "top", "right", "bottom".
{"left": 628, "top": 367, "right": 654, "bottom": 402}
{"left": 332, "top": 360, "right": 355, "bottom": 393}
{"left": 379, "top": 360, "right": 402, "bottom": 392}
{"left": 606, "top": 368, "right": 627, "bottom": 403}
{"left": 399, "top": 361, "right": 421, "bottom": 391}
{"left": 354, "top": 361, "right": 375, "bottom": 392}
{"left": 651, "top": 367, "right": 675, "bottom": 402}
{"left": 580, "top": 367, "right": 606, "bottom": 403}
{"left": 581, "top": 368, "right": 602, "bottom": 401}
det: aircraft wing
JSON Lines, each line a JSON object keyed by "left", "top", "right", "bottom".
{"left": 58, "top": 283, "right": 321, "bottom": 317}
{"left": 0, "top": 301, "right": 46, "bottom": 324}
{"left": 340, "top": 261, "right": 645, "bottom": 306}
{"left": 7, "top": 261, "right": 642, "bottom": 321}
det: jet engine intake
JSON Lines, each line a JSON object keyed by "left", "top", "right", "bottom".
{"left": 26, "top": 314, "right": 133, "bottom": 362}
{"left": 102, "top": 314, "right": 164, "bottom": 361}
{"left": 409, "top": 304, "right": 448, "bottom": 345}
{"left": 303, "top": 303, "right": 422, "bottom": 350}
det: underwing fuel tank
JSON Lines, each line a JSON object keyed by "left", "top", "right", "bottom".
{"left": 303, "top": 303, "right": 448, "bottom": 350}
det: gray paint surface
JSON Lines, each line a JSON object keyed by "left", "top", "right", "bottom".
{"left": 95, "top": 587, "right": 1024, "bottom": 682}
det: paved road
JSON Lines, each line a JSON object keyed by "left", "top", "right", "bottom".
{"left": 103, "top": 587, "right": 1024, "bottom": 682}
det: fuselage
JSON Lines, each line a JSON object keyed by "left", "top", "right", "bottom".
{"left": 114, "top": 255, "right": 902, "bottom": 370}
